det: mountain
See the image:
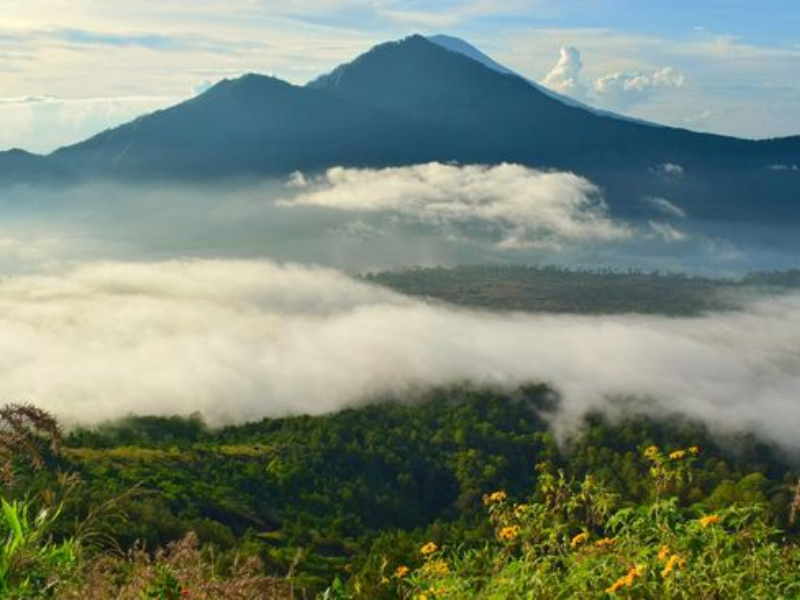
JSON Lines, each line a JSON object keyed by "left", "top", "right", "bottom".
{"left": 1, "top": 35, "right": 798, "bottom": 220}
{"left": 45, "top": 74, "right": 444, "bottom": 180}
{"left": 308, "top": 36, "right": 770, "bottom": 165}
{"left": 0, "top": 149, "right": 49, "bottom": 180}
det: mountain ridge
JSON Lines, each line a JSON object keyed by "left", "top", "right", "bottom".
{"left": 0, "top": 34, "right": 798, "bottom": 221}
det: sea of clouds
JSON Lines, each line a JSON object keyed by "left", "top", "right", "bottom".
{"left": 2, "top": 258, "right": 800, "bottom": 451}
{"left": 1, "top": 162, "right": 799, "bottom": 449}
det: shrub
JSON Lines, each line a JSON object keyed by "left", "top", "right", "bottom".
{"left": 397, "top": 446, "right": 800, "bottom": 599}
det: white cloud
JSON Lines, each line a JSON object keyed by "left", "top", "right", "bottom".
{"left": 280, "top": 163, "right": 632, "bottom": 249}
{"left": 651, "top": 162, "right": 685, "bottom": 179}
{"left": 647, "top": 221, "right": 687, "bottom": 243}
{"left": 645, "top": 196, "right": 687, "bottom": 219}
{"left": 594, "top": 66, "right": 684, "bottom": 110}
{"left": 506, "top": 27, "right": 800, "bottom": 138}
{"left": 540, "top": 45, "right": 684, "bottom": 111}
{"left": 3, "top": 258, "right": 800, "bottom": 452}
{"left": 0, "top": 234, "right": 62, "bottom": 266}
{"left": 542, "top": 46, "right": 587, "bottom": 99}
{"left": 0, "top": 95, "right": 174, "bottom": 153}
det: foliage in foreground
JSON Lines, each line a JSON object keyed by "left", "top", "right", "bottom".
{"left": 0, "top": 403, "right": 291, "bottom": 599}
{"left": 392, "top": 447, "right": 800, "bottom": 599}
{"left": 58, "top": 532, "right": 290, "bottom": 600}
{"left": 0, "top": 498, "right": 78, "bottom": 598}
{"left": 2, "top": 394, "right": 799, "bottom": 598}
{"left": 61, "top": 388, "right": 797, "bottom": 596}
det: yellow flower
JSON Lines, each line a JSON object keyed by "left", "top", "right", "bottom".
{"left": 421, "top": 542, "right": 439, "bottom": 556}
{"left": 661, "top": 554, "right": 686, "bottom": 578}
{"left": 606, "top": 577, "right": 626, "bottom": 594}
{"left": 606, "top": 577, "right": 627, "bottom": 594}
{"left": 689, "top": 446, "right": 700, "bottom": 455}
{"left": 699, "top": 514, "right": 722, "bottom": 528}
{"left": 483, "top": 490, "right": 507, "bottom": 505}
{"left": 606, "top": 565, "right": 644, "bottom": 593}
{"left": 644, "top": 445, "right": 659, "bottom": 458}
{"left": 513, "top": 503, "right": 529, "bottom": 517}
{"left": 498, "top": 525, "right": 520, "bottom": 541}
{"left": 594, "top": 537, "right": 615, "bottom": 548}
{"left": 570, "top": 532, "right": 589, "bottom": 547}
{"left": 422, "top": 559, "right": 450, "bottom": 576}
{"left": 394, "top": 565, "right": 411, "bottom": 578}
{"left": 657, "top": 545, "right": 670, "bottom": 561}
{"left": 669, "top": 449, "right": 686, "bottom": 460}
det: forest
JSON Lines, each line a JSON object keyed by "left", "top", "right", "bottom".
{"left": 365, "top": 264, "right": 800, "bottom": 314}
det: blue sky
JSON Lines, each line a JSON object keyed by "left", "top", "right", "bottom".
{"left": 1, "top": 1, "right": 798, "bottom": 152}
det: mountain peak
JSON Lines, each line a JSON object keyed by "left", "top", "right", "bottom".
{"left": 4, "top": 148, "right": 37, "bottom": 157}
{"left": 202, "top": 72, "right": 292, "bottom": 98}
{"left": 307, "top": 34, "right": 449, "bottom": 90}
{"left": 307, "top": 32, "right": 531, "bottom": 102}
{"left": 427, "top": 35, "right": 516, "bottom": 76}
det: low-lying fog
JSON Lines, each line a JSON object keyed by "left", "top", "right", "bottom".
{"left": 1, "top": 163, "right": 799, "bottom": 448}
{"left": 1, "top": 258, "right": 800, "bottom": 452}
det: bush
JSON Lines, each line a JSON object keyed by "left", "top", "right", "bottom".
{"left": 396, "top": 446, "right": 800, "bottom": 599}
{"left": 0, "top": 498, "right": 78, "bottom": 598}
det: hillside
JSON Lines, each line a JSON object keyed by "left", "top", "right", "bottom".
{"left": 13, "top": 389, "right": 792, "bottom": 597}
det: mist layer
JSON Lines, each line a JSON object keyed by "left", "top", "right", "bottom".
{"left": 1, "top": 259, "right": 798, "bottom": 450}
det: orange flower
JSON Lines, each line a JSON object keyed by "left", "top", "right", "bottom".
{"left": 594, "top": 537, "right": 615, "bottom": 548}
{"left": 483, "top": 491, "right": 507, "bottom": 505}
{"left": 498, "top": 525, "right": 520, "bottom": 541}
{"left": 661, "top": 554, "right": 686, "bottom": 578}
{"left": 699, "top": 514, "right": 722, "bottom": 528}
{"left": 657, "top": 545, "right": 670, "bottom": 561}
{"left": 606, "top": 565, "right": 643, "bottom": 593}
{"left": 606, "top": 577, "right": 627, "bottom": 594}
{"left": 570, "top": 532, "right": 589, "bottom": 547}
{"left": 395, "top": 565, "right": 411, "bottom": 578}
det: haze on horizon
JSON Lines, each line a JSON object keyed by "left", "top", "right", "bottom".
{"left": 2, "top": 0, "right": 799, "bottom": 153}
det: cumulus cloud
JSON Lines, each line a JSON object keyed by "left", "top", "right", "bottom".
{"left": 540, "top": 47, "right": 685, "bottom": 111}
{"left": 280, "top": 163, "right": 632, "bottom": 249}
{"left": 542, "top": 46, "right": 588, "bottom": 100}
{"left": 594, "top": 66, "right": 684, "bottom": 110}
{"left": 2, "top": 258, "right": 800, "bottom": 452}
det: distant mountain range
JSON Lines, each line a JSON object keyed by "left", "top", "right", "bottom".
{"left": 1, "top": 34, "right": 798, "bottom": 221}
